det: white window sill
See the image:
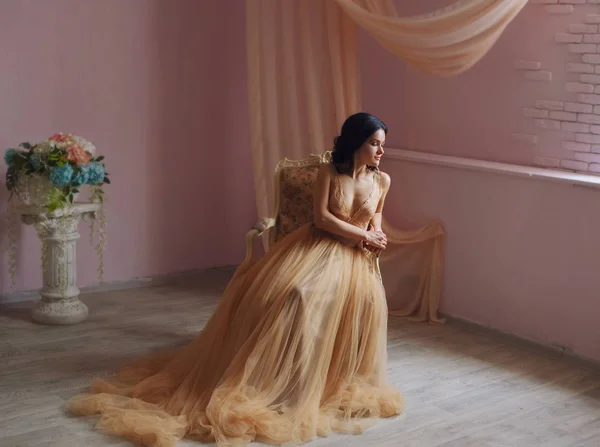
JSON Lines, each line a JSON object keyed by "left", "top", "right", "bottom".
{"left": 385, "top": 148, "right": 600, "bottom": 190}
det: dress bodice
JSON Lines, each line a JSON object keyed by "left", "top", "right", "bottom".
{"left": 329, "top": 170, "right": 381, "bottom": 231}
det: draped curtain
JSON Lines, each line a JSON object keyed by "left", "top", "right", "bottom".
{"left": 246, "top": 0, "right": 526, "bottom": 321}
{"left": 337, "top": 0, "right": 528, "bottom": 76}
{"left": 247, "top": 0, "right": 361, "bottom": 218}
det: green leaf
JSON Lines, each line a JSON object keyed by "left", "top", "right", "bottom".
{"left": 20, "top": 142, "right": 31, "bottom": 149}
{"left": 13, "top": 154, "right": 29, "bottom": 170}
{"left": 5, "top": 165, "right": 18, "bottom": 191}
{"left": 95, "top": 156, "right": 105, "bottom": 162}
{"left": 44, "top": 186, "right": 72, "bottom": 213}
{"left": 103, "top": 177, "right": 110, "bottom": 184}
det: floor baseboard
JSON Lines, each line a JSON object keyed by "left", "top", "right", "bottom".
{"left": 442, "top": 313, "right": 600, "bottom": 375}
{"left": 0, "top": 265, "right": 238, "bottom": 304}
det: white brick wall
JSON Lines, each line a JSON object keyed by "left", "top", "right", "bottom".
{"left": 524, "top": 71, "right": 553, "bottom": 81}
{"left": 534, "top": 156, "right": 561, "bottom": 168}
{"left": 568, "top": 43, "right": 597, "bottom": 53}
{"left": 561, "top": 159, "right": 588, "bottom": 170}
{"left": 566, "top": 82, "right": 594, "bottom": 93}
{"left": 576, "top": 133, "right": 600, "bottom": 143}
{"left": 557, "top": 32, "right": 583, "bottom": 42}
{"left": 580, "top": 73, "right": 600, "bottom": 83}
{"left": 563, "top": 141, "right": 591, "bottom": 152}
{"left": 570, "top": 24, "right": 598, "bottom": 33}
{"left": 549, "top": 111, "right": 578, "bottom": 121}
{"left": 518, "top": 2, "right": 600, "bottom": 175}
{"left": 535, "top": 119, "right": 561, "bottom": 130}
{"left": 574, "top": 152, "right": 600, "bottom": 163}
{"left": 536, "top": 100, "right": 564, "bottom": 110}
{"left": 578, "top": 113, "right": 600, "bottom": 124}
{"left": 513, "top": 60, "right": 542, "bottom": 70}
{"left": 546, "top": 5, "right": 575, "bottom": 13}
{"left": 512, "top": 133, "right": 538, "bottom": 144}
{"left": 579, "top": 93, "right": 600, "bottom": 104}
{"left": 584, "top": 34, "right": 600, "bottom": 43}
{"left": 582, "top": 53, "right": 600, "bottom": 63}
{"left": 586, "top": 14, "right": 600, "bottom": 23}
{"left": 566, "top": 62, "right": 594, "bottom": 73}
{"left": 564, "top": 101, "right": 593, "bottom": 112}
{"left": 562, "top": 121, "right": 590, "bottom": 132}
{"left": 524, "top": 108, "right": 548, "bottom": 118}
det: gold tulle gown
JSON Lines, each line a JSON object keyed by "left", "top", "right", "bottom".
{"left": 67, "top": 170, "right": 404, "bottom": 446}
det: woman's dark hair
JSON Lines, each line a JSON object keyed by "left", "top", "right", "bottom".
{"left": 331, "top": 112, "right": 387, "bottom": 173}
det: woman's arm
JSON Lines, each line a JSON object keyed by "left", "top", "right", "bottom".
{"left": 313, "top": 164, "right": 369, "bottom": 242}
{"left": 370, "top": 171, "right": 391, "bottom": 232}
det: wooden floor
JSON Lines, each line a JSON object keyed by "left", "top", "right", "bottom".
{"left": 1, "top": 269, "right": 599, "bottom": 447}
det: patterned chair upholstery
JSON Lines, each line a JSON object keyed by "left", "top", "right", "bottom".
{"left": 244, "top": 152, "right": 332, "bottom": 262}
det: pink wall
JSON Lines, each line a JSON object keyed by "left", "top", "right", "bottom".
{"left": 362, "top": 2, "right": 600, "bottom": 362}
{"left": 379, "top": 158, "right": 600, "bottom": 363}
{"left": 362, "top": 2, "right": 600, "bottom": 171}
{"left": 0, "top": 0, "right": 256, "bottom": 295}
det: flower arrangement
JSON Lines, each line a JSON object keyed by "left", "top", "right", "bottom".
{"left": 3, "top": 133, "right": 110, "bottom": 288}
{"left": 4, "top": 133, "right": 110, "bottom": 211}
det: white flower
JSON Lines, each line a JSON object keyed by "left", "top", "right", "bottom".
{"left": 72, "top": 135, "right": 96, "bottom": 156}
{"left": 33, "top": 141, "right": 52, "bottom": 154}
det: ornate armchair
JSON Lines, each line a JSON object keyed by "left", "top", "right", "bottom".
{"left": 242, "top": 151, "right": 446, "bottom": 324}
{"left": 243, "top": 151, "right": 332, "bottom": 263}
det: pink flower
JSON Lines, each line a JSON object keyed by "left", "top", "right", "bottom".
{"left": 49, "top": 133, "right": 70, "bottom": 143}
{"left": 66, "top": 144, "right": 91, "bottom": 164}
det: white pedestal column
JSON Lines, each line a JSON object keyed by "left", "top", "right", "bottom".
{"left": 19, "top": 203, "right": 100, "bottom": 325}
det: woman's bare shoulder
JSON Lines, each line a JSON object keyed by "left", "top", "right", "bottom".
{"left": 378, "top": 170, "right": 391, "bottom": 189}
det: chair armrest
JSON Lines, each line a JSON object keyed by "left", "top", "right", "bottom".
{"left": 244, "top": 217, "right": 276, "bottom": 264}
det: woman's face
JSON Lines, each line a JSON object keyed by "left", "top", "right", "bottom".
{"left": 356, "top": 129, "right": 385, "bottom": 168}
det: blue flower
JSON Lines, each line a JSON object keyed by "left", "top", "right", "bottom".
{"left": 49, "top": 164, "right": 74, "bottom": 186}
{"left": 29, "top": 154, "right": 42, "bottom": 171}
{"left": 86, "top": 162, "right": 105, "bottom": 185}
{"left": 72, "top": 165, "right": 89, "bottom": 185}
{"left": 4, "top": 149, "right": 18, "bottom": 166}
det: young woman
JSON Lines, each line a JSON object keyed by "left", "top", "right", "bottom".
{"left": 68, "top": 112, "right": 403, "bottom": 446}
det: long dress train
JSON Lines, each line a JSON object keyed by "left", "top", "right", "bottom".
{"left": 67, "top": 169, "right": 404, "bottom": 446}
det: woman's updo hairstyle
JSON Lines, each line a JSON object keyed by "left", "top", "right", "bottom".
{"left": 331, "top": 112, "right": 387, "bottom": 174}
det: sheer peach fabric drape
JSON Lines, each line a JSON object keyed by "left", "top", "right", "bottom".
{"left": 336, "top": 0, "right": 528, "bottom": 76}
{"left": 247, "top": 0, "right": 525, "bottom": 321}
{"left": 247, "top": 0, "right": 360, "bottom": 218}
